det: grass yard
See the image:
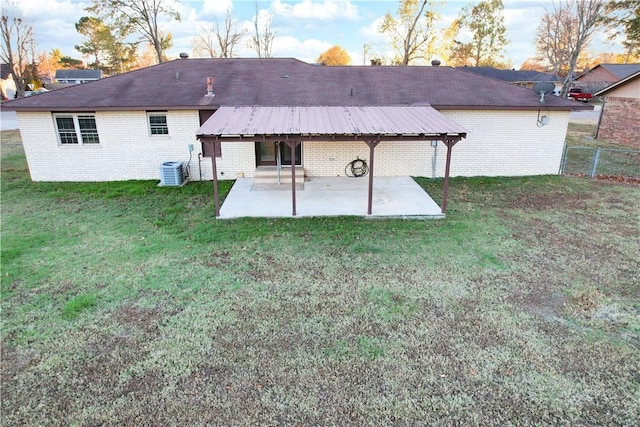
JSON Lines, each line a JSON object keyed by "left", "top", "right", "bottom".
{"left": 563, "top": 122, "right": 640, "bottom": 178}
{"left": 1, "top": 130, "right": 639, "bottom": 425}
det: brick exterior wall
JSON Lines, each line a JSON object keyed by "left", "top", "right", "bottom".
{"left": 18, "top": 109, "right": 570, "bottom": 181}
{"left": 18, "top": 110, "right": 254, "bottom": 182}
{"left": 439, "top": 110, "right": 569, "bottom": 176}
{"left": 598, "top": 96, "right": 640, "bottom": 149}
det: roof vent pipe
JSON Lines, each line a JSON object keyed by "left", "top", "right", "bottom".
{"left": 179, "top": 52, "right": 189, "bottom": 59}
{"left": 206, "top": 77, "right": 214, "bottom": 97}
{"left": 431, "top": 59, "right": 441, "bottom": 66}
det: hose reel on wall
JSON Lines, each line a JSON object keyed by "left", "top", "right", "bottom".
{"left": 345, "top": 158, "right": 369, "bottom": 177}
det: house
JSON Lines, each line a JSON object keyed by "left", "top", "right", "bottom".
{"left": 457, "top": 66, "right": 563, "bottom": 94}
{"left": 576, "top": 63, "right": 640, "bottom": 94}
{"left": 54, "top": 69, "right": 103, "bottom": 84}
{"left": 4, "top": 57, "right": 589, "bottom": 187}
{"left": 1, "top": 63, "right": 16, "bottom": 100}
{"left": 594, "top": 70, "right": 640, "bottom": 148}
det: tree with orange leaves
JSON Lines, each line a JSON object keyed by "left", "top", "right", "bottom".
{"left": 317, "top": 45, "right": 352, "bottom": 66}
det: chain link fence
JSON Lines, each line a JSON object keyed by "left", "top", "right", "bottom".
{"left": 561, "top": 146, "right": 640, "bottom": 178}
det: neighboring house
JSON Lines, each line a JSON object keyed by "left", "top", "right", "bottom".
{"left": 1, "top": 63, "right": 16, "bottom": 100}
{"left": 458, "top": 66, "right": 563, "bottom": 94}
{"left": 576, "top": 63, "right": 640, "bottom": 94}
{"left": 594, "top": 70, "right": 640, "bottom": 149}
{"left": 54, "top": 69, "right": 103, "bottom": 84}
{"left": 4, "top": 57, "right": 588, "bottom": 183}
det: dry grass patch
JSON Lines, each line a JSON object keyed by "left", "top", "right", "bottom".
{"left": 2, "top": 134, "right": 639, "bottom": 425}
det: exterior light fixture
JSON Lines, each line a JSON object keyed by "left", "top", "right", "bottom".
{"left": 537, "top": 110, "right": 549, "bottom": 127}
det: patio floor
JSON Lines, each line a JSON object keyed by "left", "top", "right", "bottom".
{"left": 218, "top": 176, "right": 445, "bottom": 219}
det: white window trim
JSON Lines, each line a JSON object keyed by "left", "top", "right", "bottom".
{"left": 147, "top": 112, "right": 169, "bottom": 137}
{"left": 53, "top": 113, "right": 100, "bottom": 146}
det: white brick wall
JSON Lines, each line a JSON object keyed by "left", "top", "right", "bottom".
{"left": 17, "top": 109, "right": 569, "bottom": 181}
{"left": 440, "top": 110, "right": 569, "bottom": 177}
{"left": 304, "top": 110, "right": 569, "bottom": 178}
{"left": 17, "top": 110, "right": 255, "bottom": 182}
{"left": 304, "top": 140, "right": 433, "bottom": 177}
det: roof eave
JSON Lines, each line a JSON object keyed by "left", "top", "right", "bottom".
{"left": 2, "top": 104, "right": 219, "bottom": 112}
{"left": 5, "top": 103, "right": 590, "bottom": 112}
{"left": 197, "top": 132, "right": 468, "bottom": 143}
{"left": 594, "top": 70, "right": 640, "bottom": 96}
{"left": 432, "top": 104, "right": 593, "bottom": 111}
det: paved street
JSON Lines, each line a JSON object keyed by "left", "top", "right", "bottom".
{"left": 569, "top": 104, "right": 601, "bottom": 123}
{"left": 1, "top": 110, "right": 18, "bottom": 130}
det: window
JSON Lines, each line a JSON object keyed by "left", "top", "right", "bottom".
{"left": 54, "top": 114, "right": 100, "bottom": 145}
{"left": 77, "top": 115, "right": 100, "bottom": 144}
{"left": 148, "top": 112, "right": 169, "bottom": 135}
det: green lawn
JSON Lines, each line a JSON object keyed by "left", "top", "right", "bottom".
{"left": 563, "top": 122, "right": 640, "bottom": 178}
{"left": 2, "top": 132, "right": 639, "bottom": 425}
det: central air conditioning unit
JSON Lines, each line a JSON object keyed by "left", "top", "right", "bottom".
{"left": 159, "top": 161, "right": 185, "bottom": 186}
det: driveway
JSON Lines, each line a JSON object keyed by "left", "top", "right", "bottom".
{"left": 1, "top": 110, "right": 18, "bottom": 130}
{"left": 569, "top": 104, "right": 601, "bottom": 124}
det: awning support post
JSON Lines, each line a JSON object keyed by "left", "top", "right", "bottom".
{"left": 365, "top": 139, "right": 381, "bottom": 215}
{"left": 284, "top": 141, "right": 301, "bottom": 216}
{"left": 441, "top": 138, "right": 458, "bottom": 215}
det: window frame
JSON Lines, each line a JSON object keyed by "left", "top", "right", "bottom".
{"left": 147, "top": 111, "right": 169, "bottom": 136}
{"left": 53, "top": 113, "right": 100, "bottom": 145}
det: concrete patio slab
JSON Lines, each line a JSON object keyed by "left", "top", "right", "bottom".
{"left": 219, "top": 176, "right": 444, "bottom": 219}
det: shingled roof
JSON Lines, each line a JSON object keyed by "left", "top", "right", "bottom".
{"left": 1, "top": 63, "right": 12, "bottom": 80}
{"left": 457, "top": 66, "right": 562, "bottom": 84}
{"left": 54, "top": 69, "right": 103, "bottom": 81}
{"left": 594, "top": 69, "right": 640, "bottom": 96}
{"left": 579, "top": 63, "right": 640, "bottom": 81}
{"left": 4, "top": 57, "right": 588, "bottom": 112}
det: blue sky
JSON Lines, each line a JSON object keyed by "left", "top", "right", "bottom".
{"left": 16, "top": 0, "right": 622, "bottom": 68}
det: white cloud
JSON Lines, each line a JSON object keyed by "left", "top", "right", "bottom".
{"left": 14, "top": 0, "right": 89, "bottom": 18}
{"left": 14, "top": 0, "right": 628, "bottom": 68}
{"left": 273, "top": 35, "right": 332, "bottom": 62}
{"left": 360, "top": 16, "right": 385, "bottom": 39}
{"left": 16, "top": 0, "right": 87, "bottom": 34}
{"left": 271, "top": 0, "right": 359, "bottom": 21}
{"left": 10, "top": 0, "right": 88, "bottom": 57}
{"left": 201, "top": 0, "right": 233, "bottom": 18}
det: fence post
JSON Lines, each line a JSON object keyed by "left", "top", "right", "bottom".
{"left": 590, "top": 147, "right": 601, "bottom": 178}
{"left": 559, "top": 143, "right": 568, "bottom": 175}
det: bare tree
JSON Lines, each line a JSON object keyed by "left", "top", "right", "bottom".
{"left": 88, "top": 0, "right": 180, "bottom": 64}
{"left": 1, "top": 3, "right": 34, "bottom": 98}
{"left": 536, "top": 0, "right": 606, "bottom": 97}
{"left": 192, "top": 25, "right": 218, "bottom": 58}
{"left": 379, "top": 0, "right": 440, "bottom": 65}
{"left": 193, "top": 9, "right": 244, "bottom": 59}
{"left": 536, "top": 5, "right": 573, "bottom": 75}
{"left": 216, "top": 9, "right": 243, "bottom": 58}
{"left": 249, "top": 1, "right": 275, "bottom": 58}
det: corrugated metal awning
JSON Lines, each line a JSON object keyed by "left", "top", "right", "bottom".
{"left": 197, "top": 105, "right": 468, "bottom": 219}
{"left": 197, "top": 106, "right": 467, "bottom": 141}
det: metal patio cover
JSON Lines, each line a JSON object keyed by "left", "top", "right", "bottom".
{"left": 197, "top": 105, "right": 467, "bottom": 217}
{"left": 197, "top": 105, "right": 467, "bottom": 141}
